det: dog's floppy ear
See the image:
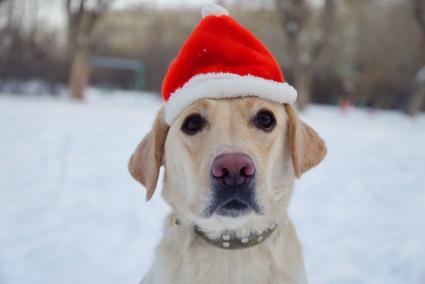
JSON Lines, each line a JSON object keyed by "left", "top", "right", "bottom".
{"left": 128, "top": 109, "right": 169, "bottom": 200}
{"left": 285, "top": 105, "right": 327, "bottom": 178}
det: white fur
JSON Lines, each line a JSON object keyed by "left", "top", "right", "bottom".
{"left": 164, "top": 73, "right": 298, "bottom": 124}
{"left": 201, "top": 3, "right": 229, "bottom": 18}
{"left": 141, "top": 215, "right": 307, "bottom": 284}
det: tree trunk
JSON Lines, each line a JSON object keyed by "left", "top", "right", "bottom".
{"left": 407, "top": 82, "right": 425, "bottom": 116}
{"left": 410, "top": 0, "right": 425, "bottom": 115}
{"left": 295, "top": 65, "right": 313, "bottom": 110}
{"left": 66, "top": 0, "right": 103, "bottom": 101}
{"left": 288, "top": 39, "right": 313, "bottom": 110}
{"left": 69, "top": 48, "right": 89, "bottom": 100}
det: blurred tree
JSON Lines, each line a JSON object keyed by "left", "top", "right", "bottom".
{"left": 408, "top": 0, "right": 425, "bottom": 115}
{"left": 413, "top": 0, "right": 425, "bottom": 36}
{"left": 66, "top": 0, "right": 114, "bottom": 99}
{"left": 275, "top": 0, "right": 337, "bottom": 110}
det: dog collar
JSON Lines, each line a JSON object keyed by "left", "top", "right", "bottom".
{"left": 194, "top": 222, "right": 278, "bottom": 250}
{"left": 168, "top": 215, "right": 278, "bottom": 250}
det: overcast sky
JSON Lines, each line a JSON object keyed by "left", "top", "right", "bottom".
{"left": 37, "top": 0, "right": 323, "bottom": 28}
{"left": 38, "top": 0, "right": 225, "bottom": 28}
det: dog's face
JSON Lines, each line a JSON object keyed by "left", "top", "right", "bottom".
{"left": 129, "top": 97, "right": 326, "bottom": 231}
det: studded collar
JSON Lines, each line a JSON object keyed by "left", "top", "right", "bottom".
{"left": 168, "top": 215, "right": 278, "bottom": 250}
{"left": 194, "top": 222, "right": 278, "bottom": 250}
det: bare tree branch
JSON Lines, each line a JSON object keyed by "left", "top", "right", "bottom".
{"left": 275, "top": 0, "right": 309, "bottom": 41}
{"left": 78, "top": 0, "right": 86, "bottom": 17}
{"left": 412, "top": 0, "right": 425, "bottom": 36}
{"left": 310, "top": 0, "right": 336, "bottom": 66}
{"left": 96, "top": 0, "right": 114, "bottom": 14}
{"left": 275, "top": 0, "right": 338, "bottom": 109}
{"left": 407, "top": 0, "right": 425, "bottom": 115}
{"left": 65, "top": 0, "right": 114, "bottom": 99}
{"left": 65, "top": 0, "right": 71, "bottom": 16}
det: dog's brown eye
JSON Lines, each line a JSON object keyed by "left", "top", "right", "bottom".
{"left": 253, "top": 110, "right": 276, "bottom": 132}
{"left": 181, "top": 114, "right": 205, "bottom": 135}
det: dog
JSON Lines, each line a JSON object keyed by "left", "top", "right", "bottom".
{"left": 128, "top": 4, "right": 326, "bottom": 284}
{"left": 129, "top": 97, "right": 326, "bottom": 284}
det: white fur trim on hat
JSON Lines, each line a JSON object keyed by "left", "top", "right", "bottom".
{"left": 164, "top": 73, "right": 298, "bottom": 124}
{"left": 201, "top": 4, "right": 229, "bottom": 18}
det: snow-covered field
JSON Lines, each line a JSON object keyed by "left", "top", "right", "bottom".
{"left": 1, "top": 91, "right": 424, "bottom": 284}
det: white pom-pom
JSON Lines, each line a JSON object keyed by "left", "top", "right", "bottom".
{"left": 201, "top": 3, "right": 229, "bottom": 18}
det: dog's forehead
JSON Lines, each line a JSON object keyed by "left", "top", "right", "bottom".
{"left": 178, "top": 97, "right": 284, "bottom": 118}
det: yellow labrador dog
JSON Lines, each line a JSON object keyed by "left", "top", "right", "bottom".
{"left": 129, "top": 98, "right": 326, "bottom": 284}
{"left": 128, "top": 4, "right": 326, "bottom": 284}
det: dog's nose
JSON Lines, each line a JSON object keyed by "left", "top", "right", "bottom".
{"left": 211, "top": 153, "right": 255, "bottom": 187}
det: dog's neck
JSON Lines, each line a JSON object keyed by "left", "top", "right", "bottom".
{"left": 168, "top": 214, "right": 283, "bottom": 250}
{"left": 155, "top": 213, "right": 308, "bottom": 283}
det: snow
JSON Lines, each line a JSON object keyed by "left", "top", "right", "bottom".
{"left": 1, "top": 91, "right": 425, "bottom": 284}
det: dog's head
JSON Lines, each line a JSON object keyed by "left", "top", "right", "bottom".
{"left": 129, "top": 97, "right": 326, "bottom": 232}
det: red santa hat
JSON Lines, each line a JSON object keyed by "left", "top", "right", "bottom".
{"left": 162, "top": 4, "right": 297, "bottom": 124}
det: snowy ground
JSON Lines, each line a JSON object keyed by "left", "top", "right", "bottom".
{"left": 1, "top": 90, "right": 424, "bottom": 284}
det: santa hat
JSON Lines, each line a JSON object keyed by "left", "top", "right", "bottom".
{"left": 162, "top": 4, "right": 297, "bottom": 124}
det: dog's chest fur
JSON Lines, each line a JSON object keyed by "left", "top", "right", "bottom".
{"left": 142, "top": 215, "right": 308, "bottom": 284}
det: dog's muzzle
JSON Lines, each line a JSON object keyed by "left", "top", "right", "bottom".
{"left": 204, "top": 153, "right": 262, "bottom": 217}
